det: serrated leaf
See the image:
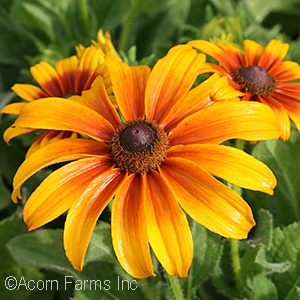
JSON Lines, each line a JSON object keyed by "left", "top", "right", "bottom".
{"left": 250, "top": 274, "right": 277, "bottom": 300}
{"left": 254, "top": 209, "right": 273, "bottom": 250}
{"left": 255, "top": 247, "right": 291, "bottom": 273}
{"left": 267, "top": 222, "right": 300, "bottom": 299}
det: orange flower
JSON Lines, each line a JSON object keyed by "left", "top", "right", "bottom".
{"left": 188, "top": 39, "right": 300, "bottom": 140}
{"left": 9, "top": 45, "right": 280, "bottom": 278}
{"left": 1, "top": 45, "right": 115, "bottom": 154}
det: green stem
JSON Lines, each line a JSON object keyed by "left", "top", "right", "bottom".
{"left": 138, "top": 279, "right": 157, "bottom": 300}
{"left": 78, "top": 0, "right": 90, "bottom": 38}
{"left": 167, "top": 275, "right": 184, "bottom": 300}
{"left": 230, "top": 139, "right": 245, "bottom": 297}
{"left": 230, "top": 239, "right": 243, "bottom": 296}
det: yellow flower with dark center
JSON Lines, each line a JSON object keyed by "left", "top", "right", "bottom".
{"left": 9, "top": 45, "right": 280, "bottom": 278}
{"left": 188, "top": 39, "right": 300, "bottom": 141}
{"left": 1, "top": 45, "right": 116, "bottom": 155}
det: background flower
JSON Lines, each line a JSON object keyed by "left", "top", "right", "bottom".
{"left": 188, "top": 39, "right": 300, "bottom": 141}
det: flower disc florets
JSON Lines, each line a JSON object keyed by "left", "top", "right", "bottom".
{"left": 110, "top": 119, "right": 170, "bottom": 174}
{"left": 232, "top": 65, "right": 276, "bottom": 96}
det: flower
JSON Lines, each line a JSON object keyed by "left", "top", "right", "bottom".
{"left": 9, "top": 45, "right": 280, "bottom": 278}
{"left": 188, "top": 39, "right": 300, "bottom": 141}
{"left": 76, "top": 29, "right": 120, "bottom": 61}
{"left": 1, "top": 45, "right": 116, "bottom": 154}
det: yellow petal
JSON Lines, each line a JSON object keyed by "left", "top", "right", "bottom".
{"left": 106, "top": 57, "right": 151, "bottom": 120}
{"left": 12, "top": 138, "right": 110, "bottom": 202}
{"left": 168, "top": 101, "right": 281, "bottom": 145}
{"left": 144, "top": 170, "right": 193, "bottom": 278}
{"left": 160, "top": 158, "right": 256, "bottom": 239}
{"left": 13, "top": 98, "right": 115, "bottom": 142}
{"left": 243, "top": 40, "right": 264, "bottom": 66}
{"left": 64, "top": 168, "right": 125, "bottom": 271}
{"left": 0, "top": 102, "right": 26, "bottom": 115}
{"left": 145, "top": 44, "right": 205, "bottom": 124}
{"left": 11, "top": 83, "right": 48, "bottom": 101}
{"left": 112, "top": 174, "right": 155, "bottom": 278}
{"left": 167, "top": 144, "right": 276, "bottom": 194}
{"left": 24, "top": 157, "right": 110, "bottom": 230}
{"left": 4, "top": 126, "right": 36, "bottom": 145}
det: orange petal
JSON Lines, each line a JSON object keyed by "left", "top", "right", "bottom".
{"left": 145, "top": 44, "right": 205, "bottom": 124}
{"left": 168, "top": 101, "right": 280, "bottom": 145}
{"left": 106, "top": 57, "right": 150, "bottom": 120}
{"left": 24, "top": 157, "right": 110, "bottom": 230}
{"left": 12, "top": 138, "right": 111, "bottom": 203}
{"left": 1, "top": 102, "right": 26, "bottom": 115}
{"left": 144, "top": 170, "right": 193, "bottom": 277}
{"left": 188, "top": 40, "right": 244, "bottom": 73}
{"left": 13, "top": 98, "right": 115, "bottom": 142}
{"left": 64, "top": 168, "right": 125, "bottom": 271}
{"left": 11, "top": 83, "right": 48, "bottom": 101}
{"left": 112, "top": 174, "right": 155, "bottom": 278}
{"left": 160, "top": 158, "right": 256, "bottom": 239}
{"left": 259, "top": 95, "right": 291, "bottom": 141}
{"left": 269, "top": 61, "right": 300, "bottom": 81}
{"left": 30, "top": 61, "right": 63, "bottom": 96}
{"left": 76, "top": 47, "right": 103, "bottom": 92}
{"left": 167, "top": 144, "right": 276, "bottom": 194}
{"left": 258, "top": 40, "right": 289, "bottom": 70}
{"left": 270, "top": 94, "right": 300, "bottom": 135}
{"left": 71, "top": 76, "right": 120, "bottom": 129}
{"left": 243, "top": 40, "right": 264, "bottom": 66}
{"left": 162, "top": 73, "right": 242, "bottom": 132}
{"left": 55, "top": 55, "right": 78, "bottom": 95}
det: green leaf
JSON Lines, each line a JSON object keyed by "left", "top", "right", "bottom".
{"left": 267, "top": 222, "right": 300, "bottom": 300}
{"left": 0, "top": 210, "right": 43, "bottom": 300}
{"left": 89, "top": 0, "right": 131, "bottom": 31}
{"left": 250, "top": 274, "right": 277, "bottom": 300}
{"left": 6, "top": 228, "right": 80, "bottom": 276}
{"left": 255, "top": 247, "right": 291, "bottom": 273}
{"left": 252, "top": 139, "right": 300, "bottom": 225}
{"left": 84, "top": 221, "right": 117, "bottom": 265}
{"left": 254, "top": 209, "right": 273, "bottom": 250}
{"left": 190, "top": 221, "right": 223, "bottom": 288}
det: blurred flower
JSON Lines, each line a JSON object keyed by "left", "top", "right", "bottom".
{"left": 2, "top": 38, "right": 119, "bottom": 155}
{"left": 188, "top": 39, "right": 300, "bottom": 140}
{"left": 76, "top": 29, "right": 120, "bottom": 62}
{"left": 9, "top": 45, "right": 279, "bottom": 278}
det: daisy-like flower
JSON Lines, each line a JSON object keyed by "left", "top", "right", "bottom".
{"left": 188, "top": 39, "right": 300, "bottom": 140}
{"left": 1, "top": 45, "right": 116, "bottom": 154}
{"left": 9, "top": 45, "right": 280, "bottom": 278}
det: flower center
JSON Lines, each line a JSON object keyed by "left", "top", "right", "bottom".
{"left": 110, "top": 119, "right": 170, "bottom": 174}
{"left": 231, "top": 65, "right": 276, "bottom": 96}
